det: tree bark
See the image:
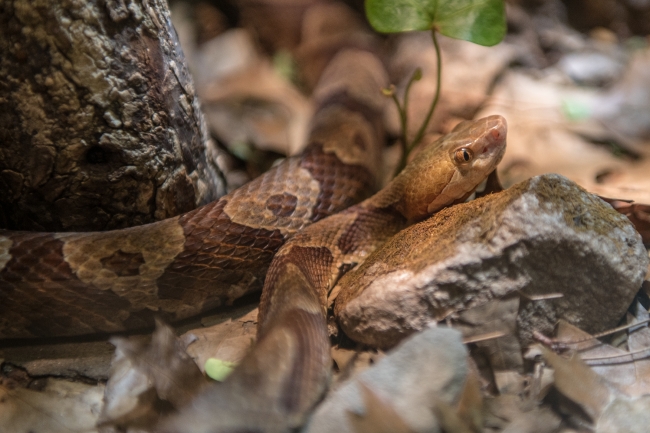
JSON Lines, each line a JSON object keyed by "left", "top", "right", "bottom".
{"left": 0, "top": 0, "right": 225, "bottom": 231}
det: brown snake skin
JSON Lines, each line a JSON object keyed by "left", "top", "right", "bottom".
{"left": 161, "top": 117, "right": 507, "bottom": 432}
{"left": 0, "top": 44, "right": 507, "bottom": 432}
{"left": 0, "top": 49, "right": 386, "bottom": 339}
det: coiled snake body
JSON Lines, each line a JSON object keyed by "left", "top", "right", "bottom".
{"left": 0, "top": 49, "right": 384, "bottom": 339}
{"left": 0, "top": 49, "right": 507, "bottom": 432}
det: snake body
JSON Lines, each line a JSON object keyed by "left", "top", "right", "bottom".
{"left": 0, "top": 49, "right": 387, "bottom": 339}
{"left": 161, "top": 116, "right": 507, "bottom": 432}
{"left": 0, "top": 44, "right": 507, "bottom": 432}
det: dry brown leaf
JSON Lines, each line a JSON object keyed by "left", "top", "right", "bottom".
{"left": 331, "top": 346, "right": 383, "bottom": 387}
{"left": 194, "top": 2, "right": 228, "bottom": 45}
{"left": 100, "top": 322, "right": 209, "bottom": 430}
{"left": 484, "top": 394, "right": 562, "bottom": 433}
{"left": 499, "top": 406, "right": 561, "bottom": 433}
{"left": 555, "top": 319, "right": 625, "bottom": 355}
{"left": 431, "top": 397, "right": 473, "bottom": 433}
{"left": 202, "top": 60, "right": 312, "bottom": 156}
{"left": 540, "top": 345, "right": 613, "bottom": 421}
{"left": 555, "top": 316, "right": 650, "bottom": 397}
{"left": 0, "top": 379, "right": 103, "bottom": 433}
{"left": 239, "top": 0, "right": 316, "bottom": 52}
{"left": 331, "top": 346, "right": 357, "bottom": 372}
{"left": 454, "top": 368, "right": 484, "bottom": 433}
{"left": 594, "top": 48, "right": 650, "bottom": 141}
{"left": 621, "top": 304, "right": 650, "bottom": 396}
{"left": 478, "top": 70, "right": 628, "bottom": 190}
{"left": 478, "top": 57, "right": 650, "bottom": 207}
{"left": 295, "top": 2, "right": 374, "bottom": 91}
{"left": 493, "top": 371, "right": 527, "bottom": 396}
{"left": 347, "top": 382, "right": 416, "bottom": 433}
{"left": 454, "top": 295, "right": 523, "bottom": 380}
{"left": 582, "top": 161, "right": 650, "bottom": 214}
{"left": 596, "top": 394, "right": 650, "bottom": 433}
{"left": 549, "top": 319, "right": 650, "bottom": 432}
{"left": 483, "top": 393, "right": 561, "bottom": 433}
{"left": 182, "top": 305, "right": 258, "bottom": 374}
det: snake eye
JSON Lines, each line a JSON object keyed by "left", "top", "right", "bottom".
{"left": 453, "top": 148, "right": 473, "bottom": 164}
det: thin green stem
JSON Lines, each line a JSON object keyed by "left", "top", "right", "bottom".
{"left": 390, "top": 92, "right": 407, "bottom": 155}
{"left": 393, "top": 31, "right": 443, "bottom": 177}
{"left": 390, "top": 69, "right": 421, "bottom": 173}
{"left": 391, "top": 94, "right": 405, "bottom": 133}
{"left": 410, "top": 30, "right": 442, "bottom": 152}
{"left": 400, "top": 69, "right": 419, "bottom": 157}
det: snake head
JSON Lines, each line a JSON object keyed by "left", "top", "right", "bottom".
{"left": 396, "top": 115, "right": 507, "bottom": 221}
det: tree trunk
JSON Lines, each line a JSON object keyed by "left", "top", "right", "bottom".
{"left": 0, "top": 0, "right": 225, "bottom": 231}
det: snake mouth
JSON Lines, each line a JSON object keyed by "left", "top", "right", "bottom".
{"left": 480, "top": 115, "right": 508, "bottom": 155}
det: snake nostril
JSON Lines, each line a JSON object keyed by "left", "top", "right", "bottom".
{"left": 490, "top": 129, "right": 501, "bottom": 141}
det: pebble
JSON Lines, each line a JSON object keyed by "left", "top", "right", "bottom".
{"left": 303, "top": 327, "right": 468, "bottom": 433}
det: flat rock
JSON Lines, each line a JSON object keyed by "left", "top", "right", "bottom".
{"left": 335, "top": 174, "right": 648, "bottom": 348}
{"left": 303, "top": 327, "right": 468, "bottom": 433}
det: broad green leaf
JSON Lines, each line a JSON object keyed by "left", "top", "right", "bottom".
{"left": 365, "top": 0, "right": 506, "bottom": 46}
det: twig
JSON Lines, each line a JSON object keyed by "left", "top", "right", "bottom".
{"left": 532, "top": 318, "right": 650, "bottom": 351}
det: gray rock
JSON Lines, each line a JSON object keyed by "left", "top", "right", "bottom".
{"left": 558, "top": 51, "right": 624, "bottom": 86}
{"left": 593, "top": 49, "right": 650, "bottom": 140}
{"left": 303, "top": 327, "right": 467, "bottom": 433}
{"left": 335, "top": 174, "right": 648, "bottom": 348}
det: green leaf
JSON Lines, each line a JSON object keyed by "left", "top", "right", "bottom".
{"left": 562, "top": 99, "right": 592, "bottom": 121}
{"left": 365, "top": 0, "right": 506, "bottom": 46}
{"left": 205, "top": 358, "right": 237, "bottom": 382}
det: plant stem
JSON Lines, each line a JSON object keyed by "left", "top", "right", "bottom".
{"left": 392, "top": 71, "right": 417, "bottom": 176}
{"left": 391, "top": 93, "right": 406, "bottom": 145}
{"left": 410, "top": 30, "right": 442, "bottom": 152}
{"left": 400, "top": 69, "right": 418, "bottom": 159}
{"left": 393, "top": 31, "right": 443, "bottom": 177}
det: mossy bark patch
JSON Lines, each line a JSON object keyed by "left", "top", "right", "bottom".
{"left": 0, "top": 0, "right": 225, "bottom": 231}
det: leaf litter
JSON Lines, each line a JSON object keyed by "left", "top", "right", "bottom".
{"left": 3, "top": 1, "right": 650, "bottom": 432}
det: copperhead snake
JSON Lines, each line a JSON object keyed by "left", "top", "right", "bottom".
{"left": 0, "top": 48, "right": 506, "bottom": 431}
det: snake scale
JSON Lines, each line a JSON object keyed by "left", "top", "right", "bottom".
{"left": 0, "top": 46, "right": 506, "bottom": 431}
{"left": 0, "top": 49, "right": 386, "bottom": 339}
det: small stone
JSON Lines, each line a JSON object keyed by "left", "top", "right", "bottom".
{"left": 303, "top": 327, "right": 468, "bottom": 433}
{"left": 335, "top": 174, "right": 648, "bottom": 348}
{"left": 558, "top": 52, "right": 624, "bottom": 86}
{"left": 103, "top": 110, "right": 122, "bottom": 128}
